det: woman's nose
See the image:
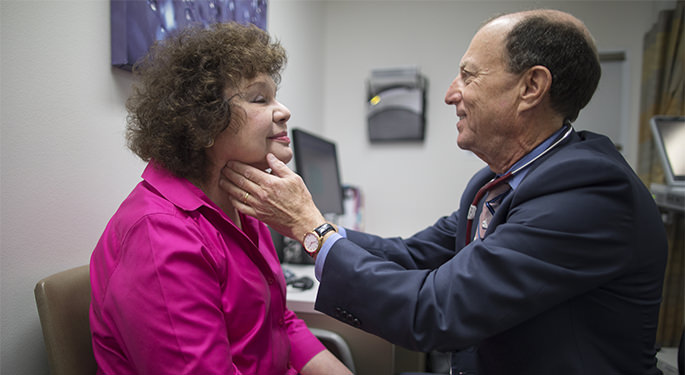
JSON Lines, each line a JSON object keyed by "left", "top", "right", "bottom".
{"left": 274, "top": 101, "right": 291, "bottom": 123}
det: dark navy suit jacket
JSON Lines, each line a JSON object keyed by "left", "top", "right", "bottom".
{"left": 314, "top": 130, "right": 667, "bottom": 374}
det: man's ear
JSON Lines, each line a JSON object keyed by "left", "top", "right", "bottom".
{"left": 518, "top": 65, "right": 552, "bottom": 112}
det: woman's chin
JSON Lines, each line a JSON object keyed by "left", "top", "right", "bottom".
{"left": 272, "top": 150, "right": 293, "bottom": 165}
{"left": 250, "top": 153, "right": 292, "bottom": 171}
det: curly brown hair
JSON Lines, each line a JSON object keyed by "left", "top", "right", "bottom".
{"left": 125, "top": 22, "right": 287, "bottom": 182}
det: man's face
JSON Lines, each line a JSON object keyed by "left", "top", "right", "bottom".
{"left": 444, "top": 18, "right": 523, "bottom": 164}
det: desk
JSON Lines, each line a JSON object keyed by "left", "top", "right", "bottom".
{"left": 284, "top": 264, "right": 426, "bottom": 375}
{"left": 283, "top": 264, "right": 320, "bottom": 314}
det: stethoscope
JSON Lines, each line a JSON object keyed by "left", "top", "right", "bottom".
{"left": 464, "top": 125, "right": 574, "bottom": 245}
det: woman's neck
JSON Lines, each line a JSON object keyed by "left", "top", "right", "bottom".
{"left": 193, "top": 173, "right": 242, "bottom": 230}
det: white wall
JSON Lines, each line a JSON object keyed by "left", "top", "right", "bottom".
{"left": 1, "top": 2, "right": 143, "bottom": 374}
{"left": 320, "top": 0, "right": 676, "bottom": 237}
{"left": 0, "top": 1, "right": 675, "bottom": 374}
{"left": 0, "top": 1, "right": 325, "bottom": 373}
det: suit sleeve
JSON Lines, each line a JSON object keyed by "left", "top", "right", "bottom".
{"left": 344, "top": 212, "right": 461, "bottom": 270}
{"left": 315, "top": 154, "right": 646, "bottom": 353}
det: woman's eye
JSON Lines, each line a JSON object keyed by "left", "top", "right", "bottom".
{"left": 252, "top": 95, "right": 266, "bottom": 103}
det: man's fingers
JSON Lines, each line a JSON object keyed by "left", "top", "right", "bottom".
{"left": 232, "top": 194, "right": 258, "bottom": 216}
{"left": 219, "top": 168, "right": 258, "bottom": 210}
{"left": 219, "top": 170, "right": 263, "bottom": 219}
{"left": 225, "top": 160, "right": 267, "bottom": 186}
{"left": 266, "top": 153, "right": 293, "bottom": 178}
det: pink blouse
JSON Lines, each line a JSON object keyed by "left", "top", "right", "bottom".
{"left": 90, "top": 162, "right": 324, "bottom": 375}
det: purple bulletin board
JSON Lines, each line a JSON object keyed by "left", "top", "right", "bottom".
{"left": 111, "top": 0, "right": 268, "bottom": 71}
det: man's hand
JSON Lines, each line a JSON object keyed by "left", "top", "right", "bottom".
{"left": 220, "top": 153, "right": 327, "bottom": 242}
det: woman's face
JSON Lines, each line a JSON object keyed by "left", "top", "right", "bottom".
{"left": 207, "top": 73, "right": 293, "bottom": 172}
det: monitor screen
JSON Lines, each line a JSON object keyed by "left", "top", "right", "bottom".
{"left": 650, "top": 116, "right": 685, "bottom": 187}
{"left": 292, "top": 129, "right": 345, "bottom": 215}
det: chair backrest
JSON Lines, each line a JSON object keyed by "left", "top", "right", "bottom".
{"left": 34, "top": 265, "right": 97, "bottom": 375}
{"left": 309, "top": 327, "right": 356, "bottom": 373}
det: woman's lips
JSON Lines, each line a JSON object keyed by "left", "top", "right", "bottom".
{"left": 269, "top": 133, "right": 290, "bottom": 143}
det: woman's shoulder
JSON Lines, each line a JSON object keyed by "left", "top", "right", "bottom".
{"left": 113, "top": 181, "right": 186, "bottom": 224}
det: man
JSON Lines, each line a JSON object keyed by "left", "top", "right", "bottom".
{"left": 221, "top": 9, "right": 667, "bottom": 374}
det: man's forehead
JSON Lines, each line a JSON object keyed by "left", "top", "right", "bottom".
{"left": 459, "top": 30, "right": 507, "bottom": 70}
{"left": 484, "top": 13, "right": 521, "bottom": 30}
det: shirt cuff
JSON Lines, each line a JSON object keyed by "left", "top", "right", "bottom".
{"left": 314, "top": 227, "right": 347, "bottom": 281}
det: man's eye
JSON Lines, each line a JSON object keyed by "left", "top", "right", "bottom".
{"left": 252, "top": 95, "right": 267, "bottom": 103}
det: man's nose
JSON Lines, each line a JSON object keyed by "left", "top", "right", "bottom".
{"left": 444, "top": 77, "right": 462, "bottom": 105}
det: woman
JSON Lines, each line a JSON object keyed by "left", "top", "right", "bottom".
{"left": 89, "top": 23, "right": 350, "bottom": 375}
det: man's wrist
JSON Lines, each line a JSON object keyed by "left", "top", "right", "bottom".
{"left": 302, "top": 222, "right": 338, "bottom": 258}
{"left": 320, "top": 224, "right": 337, "bottom": 241}
{"left": 313, "top": 226, "right": 338, "bottom": 260}
{"left": 295, "top": 215, "right": 328, "bottom": 243}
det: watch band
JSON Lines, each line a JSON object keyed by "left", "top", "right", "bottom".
{"left": 314, "top": 223, "right": 336, "bottom": 237}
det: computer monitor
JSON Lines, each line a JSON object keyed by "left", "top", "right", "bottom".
{"left": 650, "top": 115, "right": 685, "bottom": 187}
{"left": 292, "top": 129, "right": 345, "bottom": 215}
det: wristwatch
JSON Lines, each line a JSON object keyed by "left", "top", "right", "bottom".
{"left": 302, "top": 223, "right": 337, "bottom": 257}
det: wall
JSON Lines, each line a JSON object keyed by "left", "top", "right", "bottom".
{"left": 0, "top": 1, "right": 675, "bottom": 374}
{"left": 320, "top": 0, "right": 676, "bottom": 237}
{"left": 1, "top": 3, "right": 142, "bottom": 374}
{"left": 0, "top": 1, "right": 325, "bottom": 374}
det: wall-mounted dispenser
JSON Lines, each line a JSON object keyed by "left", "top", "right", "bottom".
{"left": 366, "top": 67, "right": 427, "bottom": 142}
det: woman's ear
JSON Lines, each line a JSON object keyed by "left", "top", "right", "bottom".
{"left": 518, "top": 65, "right": 552, "bottom": 112}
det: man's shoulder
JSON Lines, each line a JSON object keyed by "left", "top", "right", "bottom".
{"left": 538, "top": 130, "right": 628, "bottom": 174}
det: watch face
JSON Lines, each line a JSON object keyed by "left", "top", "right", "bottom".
{"left": 303, "top": 232, "right": 319, "bottom": 253}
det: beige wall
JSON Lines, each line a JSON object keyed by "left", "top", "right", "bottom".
{"left": 319, "top": 0, "right": 676, "bottom": 237}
